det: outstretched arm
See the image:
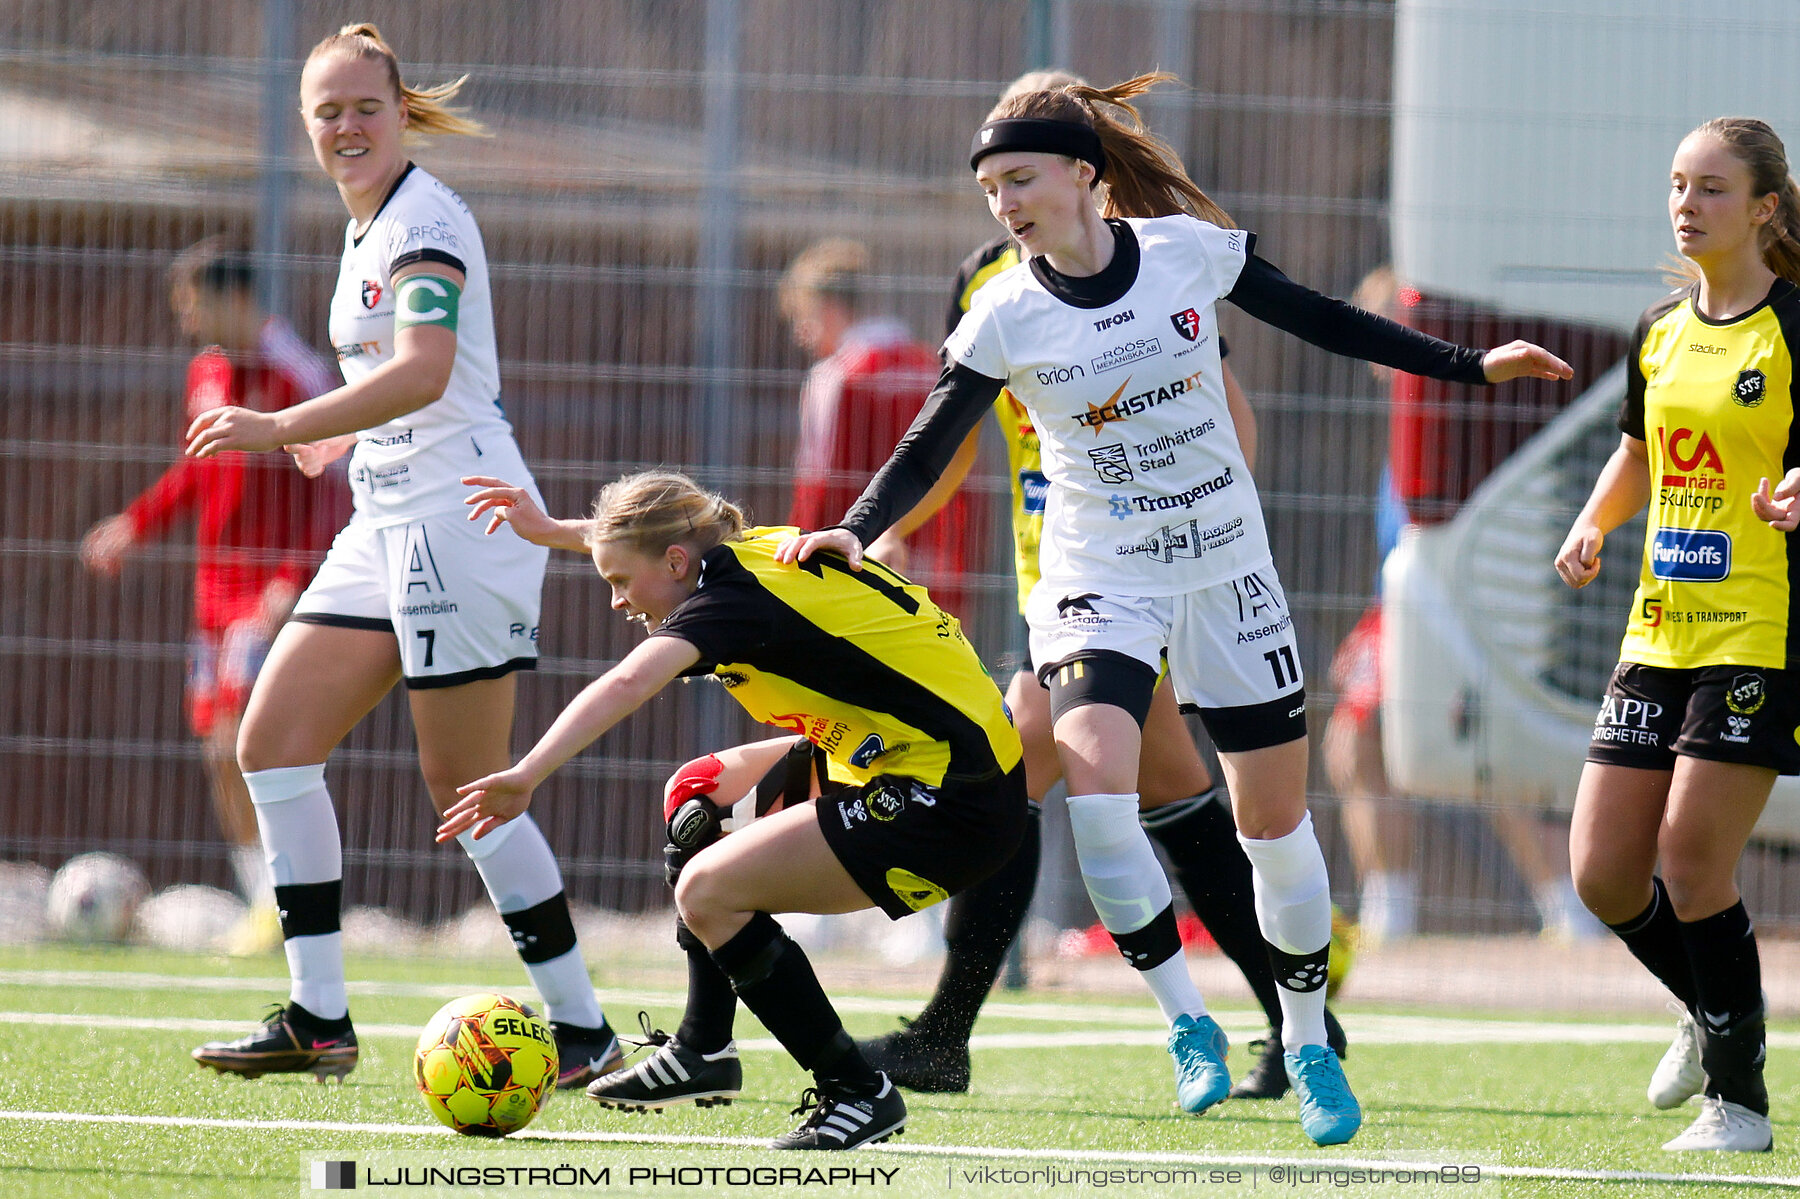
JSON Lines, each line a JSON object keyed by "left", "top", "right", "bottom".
{"left": 437, "top": 634, "right": 702, "bottom": 840}
{"left": 1226, "top": 255, "right": 1572, "bottom": 385}
{"left": 866, "top": 426, "right": 982, "bottom": 568}
{"left": 462, "top": 475, "right": 593, "bottom": 551}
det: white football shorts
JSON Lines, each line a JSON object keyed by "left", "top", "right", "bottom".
{"left": 292, "top": 508, "right": 548, "bottom": 687}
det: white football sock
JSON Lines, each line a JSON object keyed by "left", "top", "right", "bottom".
{"left": 246, "top": 763, "right": 346, "bottom": 1021}
{"left": 459, "top": 817, "right": 606, "bottom": 1029}
{"left": 1238, "top": 811, "right": 1332, "bottom": 1050}
{"left": 1066, "top": 791, "right": 1205, "bottom": 1023}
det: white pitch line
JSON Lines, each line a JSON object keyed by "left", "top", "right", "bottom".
{"left": 32, "top": 968, "right": 1780, "bottom": 1043}
{"left": 12, "top": 1006, "right": 1800, "bottom": 1050}
{"left": 0, "top": 967, "right": 1164, "bottom": 1024}
{"left": 0, "top": 1109, "right": 1793, "bottom": 1189}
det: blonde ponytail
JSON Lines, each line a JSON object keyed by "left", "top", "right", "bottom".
{"left": 306, "top": 22, "right": 488, "bottom": 139}
{"left": 586, "top": 471, "right": 747, "bottom": 557}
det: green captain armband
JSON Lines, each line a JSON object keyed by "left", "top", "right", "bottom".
{"left": 393, "top": 274, "right": 462, "bottom": 332}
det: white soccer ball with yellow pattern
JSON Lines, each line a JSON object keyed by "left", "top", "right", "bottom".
{"left": 414, "top": 993, "right": 558, "bottom": 1137}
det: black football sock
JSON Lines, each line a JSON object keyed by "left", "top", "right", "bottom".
{"left": 674, "top": 917, "right": 737, "bottom": 1054}
{"left": 1605, "top": 876, "right": 1699, "bottom": 1011}
{"left": 1679, "top": 900, "right": 1767, "bottom": 1114}
{"left": 286, "top": 999, "right": 352, "bottom": 1035}
{"left": 910, "top": 805, "right": 1041, "bottom": 1044}
{"left": 710, "top": 912, "right": 879, "bottom": 1092}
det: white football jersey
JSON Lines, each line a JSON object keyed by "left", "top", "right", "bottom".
{"left": 944, "top": 215, "right": 1268, "bottom": 596}
{"left": 328, "top": 164, "right": 530, "bottom": 525}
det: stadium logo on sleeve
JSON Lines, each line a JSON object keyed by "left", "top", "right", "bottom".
{"left": 1170, "top": 308, "right": 1203, "bottom": 341}
{"left": 1649, "top": 528, "right": 1731, "bottom": 581}
{"left": 361, "top": 280, "right": 383, "bottom": 310}
{"left": 1734, "top": 368, "right": 1767, "bottom": 408}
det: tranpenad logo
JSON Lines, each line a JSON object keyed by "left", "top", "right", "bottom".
{"left": 1650, "top": 528, "right": 1731, "bottom": 582}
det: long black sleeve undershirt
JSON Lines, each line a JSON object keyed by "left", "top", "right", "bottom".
{"left": 836, "top": 361, "right": 1003, "bottom": 548}
{"left": 1225, "top": 254, "right": 1490, "bottom": 386}
{"left": 837, "top": 242, "right": 1489, "bottom": 549}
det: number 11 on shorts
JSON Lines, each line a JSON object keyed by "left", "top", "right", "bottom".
{"left": 1263, "top": 644, "right": 1297, "bottom": 689}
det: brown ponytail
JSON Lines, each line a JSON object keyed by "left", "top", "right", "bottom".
{"left": 987, "top": 72, "right": 1233, "bottom": 228}
{"left": 305, "top": 23, "right": 488, "bottom": 139}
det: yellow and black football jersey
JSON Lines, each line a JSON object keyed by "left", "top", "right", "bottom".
{"left": 651, "top": 527, "right": 1022, "bottom": 787}
{"left": 1617, "top": 278, "right": 1800, "bottom": 669}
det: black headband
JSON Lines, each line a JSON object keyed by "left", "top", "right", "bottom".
{"left": 969, "top": 117, "right": 1107, "bottom": 181}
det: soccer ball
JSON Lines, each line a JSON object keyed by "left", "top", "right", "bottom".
{"left": 414, "top": 993, "right": 559, "bottom": 1137}
{"left": 46, "top": 852, "right": 149, "bottom": 943}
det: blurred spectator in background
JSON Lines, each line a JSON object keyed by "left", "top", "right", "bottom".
{"left": 1322, "top": 265, "right": 1602, "bottom": 945}
{"left": 81, "top": 237, "right": 344, "bottom": 953}
{"left": 779, "top": 237, "right": 983, "bottom": 617}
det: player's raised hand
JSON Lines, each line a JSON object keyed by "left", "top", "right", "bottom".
{"left": 1554, "top": 522, "right": 1605, "bottom": 589}
{"left": 438, "top": 768, "right": 536, "bottom": 842}
{"left": 463, "top": 475, "right": 567, "bottom": 545}
{"left": 1483, "top": 341, "right": 1574, "bottom": 384}
{"left": 775, "top": 527, "right": 864, "bottom": 569}
{"left": 1753, "top": 469, "right": 1800, "bottom": 532}
{"left": 187, "top": 405, "right": 284, "bottom": 457}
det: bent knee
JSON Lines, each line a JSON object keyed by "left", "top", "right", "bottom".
{"left": 1570, "top": 864, "right": 1646, "bottom": 925}
{"left": 674, "top": 856, "right": 727, "bottom": 926}
{"left": 1658, "top": 856, "right": 1737, "bottom": 920}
